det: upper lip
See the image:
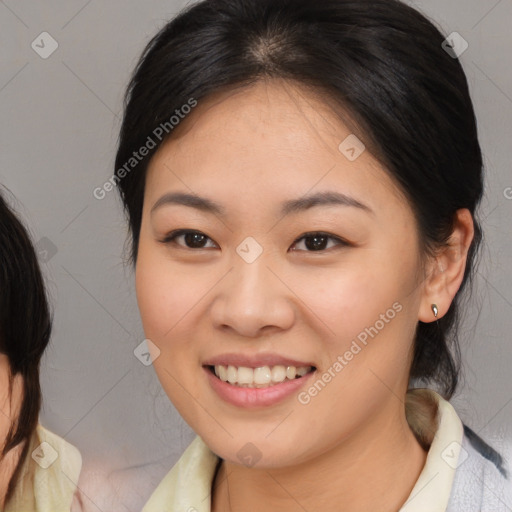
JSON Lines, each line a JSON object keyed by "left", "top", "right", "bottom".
{"left": 203, "top": 353, "right": 316, "bottom": 369}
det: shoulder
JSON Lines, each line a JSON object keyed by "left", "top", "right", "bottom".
{"left": 404, "top": 389, "right": 511, "bottom": 512}
{"left": 462, "top": 425, "right": 508, "bottom": 478}
{"left": 71, "top": 454, "right": 177, "bottom": 511}
{"left": 446, "top": 426, "right": 512, "bottom": 512}
{"left": 70, "top": 436, "right": 216, "bottom": 511}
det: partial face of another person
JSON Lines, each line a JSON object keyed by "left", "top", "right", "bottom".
{"left": 135, "top": 79, "right": 429, "bottom": 468}
{"left": 0, "top": 354, "right": 23, "bottom": 507}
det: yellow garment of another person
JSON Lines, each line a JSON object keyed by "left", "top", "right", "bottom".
{"left": 4, "top": 423, "right": 82, "bottom": 512}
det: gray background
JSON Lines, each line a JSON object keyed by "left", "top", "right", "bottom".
{"left": 1, "top": 0, "right": 511, "bottom": 508}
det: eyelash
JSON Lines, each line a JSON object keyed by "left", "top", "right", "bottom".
{"left": 159, "top": 229, "right": 349, "bottom": 252}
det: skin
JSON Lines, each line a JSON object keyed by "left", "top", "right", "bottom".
{"left": 135, "top": 78, "right": 474, "bottom": 511}
{"left": 0, "top": 354, "right": 24, "bottom": 509}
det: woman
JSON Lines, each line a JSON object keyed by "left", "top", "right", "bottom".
{"left": 114, "top": 0, "right": 511, "bottom": 509}
{"left": 0, "top": 189, "right": 82, "bottom": 511}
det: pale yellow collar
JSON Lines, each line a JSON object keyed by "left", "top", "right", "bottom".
{"left": 400, "top": 388, "right": 464, "bottom": 511}
{"left": 5, "top": 423, "right": 82, "bottom": 512}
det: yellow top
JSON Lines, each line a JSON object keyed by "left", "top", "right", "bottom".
{"left": 4, "top": 423, "right": 82, "bottom": 512}
{"left": 143, "top": 389, "right": 464, "bottom": 512}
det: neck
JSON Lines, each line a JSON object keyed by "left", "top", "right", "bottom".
{"left": 212, "top": 394, "right": 430, "bottom": 512}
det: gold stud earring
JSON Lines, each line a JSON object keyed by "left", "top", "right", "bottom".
{"left": 431, "top": 304, "right": 438, "bottom": 318}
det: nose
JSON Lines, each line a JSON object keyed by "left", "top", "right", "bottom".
{"left": 209, "top": 251, "right": 296, "bottom": 338}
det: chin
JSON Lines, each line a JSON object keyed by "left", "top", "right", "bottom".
{"left": 205, "top": 433, "right": 309, "bottom": 470}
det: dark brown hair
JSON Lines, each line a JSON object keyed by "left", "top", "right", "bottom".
{"left": 0, "top": 188, "right": 52, "bottom": 500}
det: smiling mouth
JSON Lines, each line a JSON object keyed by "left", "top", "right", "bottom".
{"left": 205, "top": 364, "right": 316, "bottom": 388}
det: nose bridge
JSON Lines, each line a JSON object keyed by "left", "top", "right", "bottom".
{"left": 211, "top": 238, "right": 294, "bottom": 336}
{"left": 229, "top": 240, "right": 276, "bottom": 311}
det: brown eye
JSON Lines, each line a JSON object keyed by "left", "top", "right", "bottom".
{"left": 161, "top": 230, "right": 217, "bottom": 249}
{"left": 290, "top": 232, "right": 348, "bottom": 252}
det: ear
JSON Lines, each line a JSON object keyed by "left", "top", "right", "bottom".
{"left": 418, "top": 209, "right": 475, "bottom": 323}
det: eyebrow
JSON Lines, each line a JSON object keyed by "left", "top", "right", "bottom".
{"left": 150, "top": 190, "right": 373, "bottom": 217}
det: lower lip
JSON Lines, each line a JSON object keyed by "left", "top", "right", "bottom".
{"left": 203, "top": 366, "right": 316, "bottom": 408}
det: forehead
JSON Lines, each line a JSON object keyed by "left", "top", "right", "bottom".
{"left": 158, "top": 79, "right": 360, "bottom": 159}
{"left": 145, "top": 79, "right": 407, "bottom": 216}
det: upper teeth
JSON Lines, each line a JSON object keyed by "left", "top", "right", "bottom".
{"left": 213, "top": 365, "right": 313, "bottom": 387}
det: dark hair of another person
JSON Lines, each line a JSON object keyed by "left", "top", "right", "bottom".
{"left": 0, "top": 190, "right": 52, "bottom": 500}
{"left": 114, "top": 0, "right": 483, "bottom": 401}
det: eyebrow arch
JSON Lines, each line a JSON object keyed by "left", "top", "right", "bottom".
{"left": 150, "top": 191, "right": 373, "bottom": 217}
{"left": 281, "top": 191, "right": 373, "bottom": 216}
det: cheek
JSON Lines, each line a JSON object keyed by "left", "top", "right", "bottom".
{"left": 134, "top": 249, "right": 206, "bottom": 420}
{"left": 290, "top": 248, "right": 419, "bottom": 377}
{"left": 135, "top": 246, "right": 204, "bottom": 342}
{"left": 291, "top": 263, "right": 406, "bottom": 339}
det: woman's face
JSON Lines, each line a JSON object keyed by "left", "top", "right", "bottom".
{"left": 135, "top": 79, "right": 429, "bottom": 468}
